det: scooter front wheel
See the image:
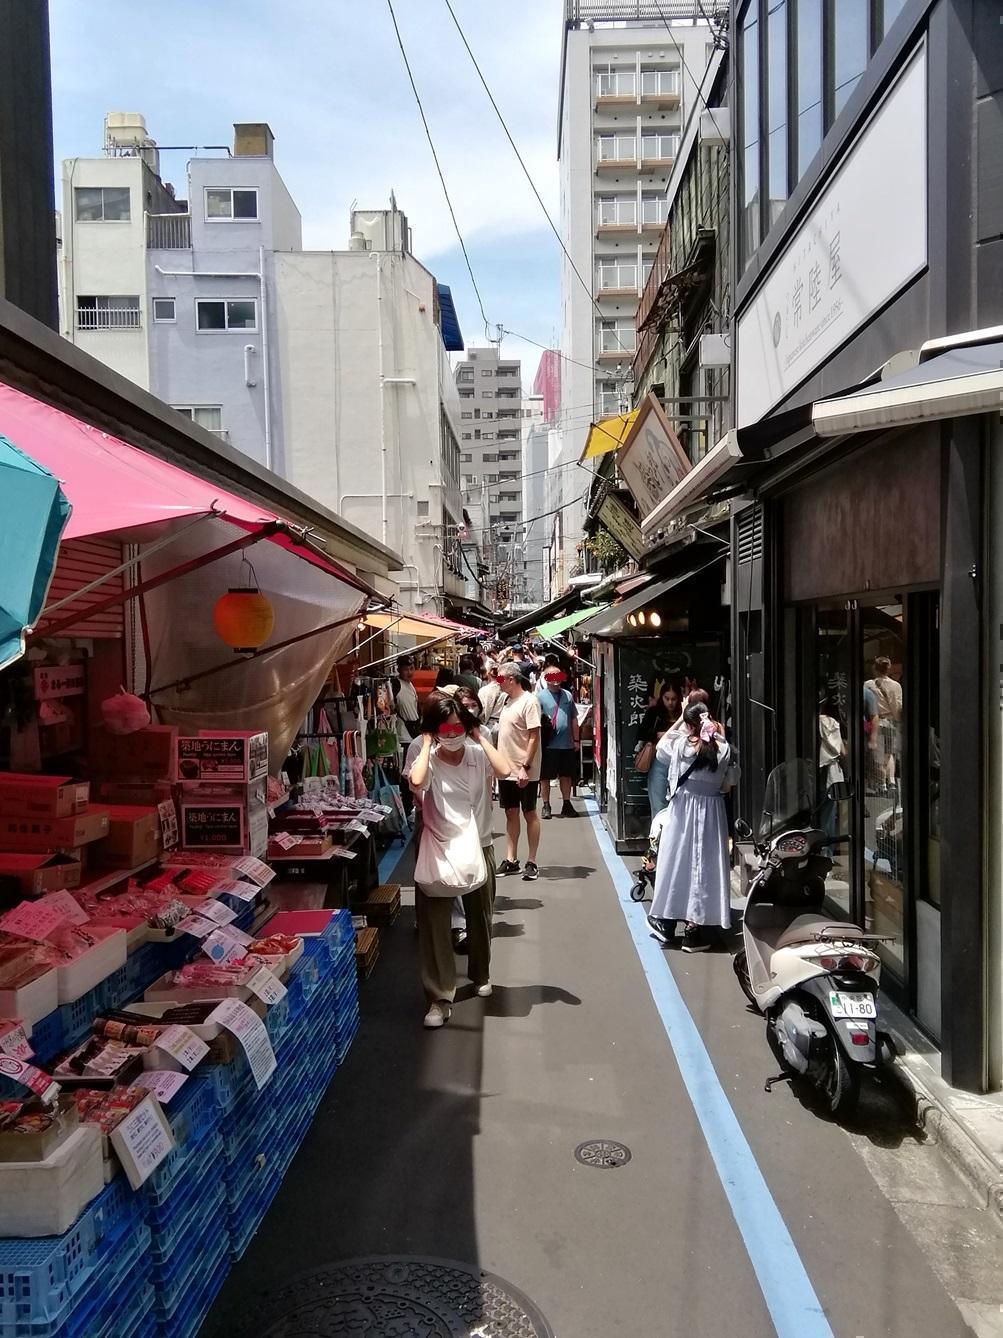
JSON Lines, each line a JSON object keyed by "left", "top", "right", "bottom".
{"left": 629, "top": 879, "right": 647, "bottom": 902}
{"left": 732, "top": 949, "right": 756, "bottom": 1004}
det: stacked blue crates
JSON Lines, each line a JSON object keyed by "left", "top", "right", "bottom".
{"left": 139, "top": 1076, "right": 228, "bottom": 1336}
{"left": 0, "top": 1177, "right": 150, "bottom": 1338}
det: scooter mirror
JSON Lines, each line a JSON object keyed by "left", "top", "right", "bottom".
{"left": 734, "top": 818, "right": 753, "bottom": 840}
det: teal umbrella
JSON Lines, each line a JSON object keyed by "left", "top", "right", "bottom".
{"left": 0, "top": 436, "right": 71, "bottom": 672}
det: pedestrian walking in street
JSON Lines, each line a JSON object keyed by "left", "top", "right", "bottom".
{"left": 393, "top": 656, "right": 421, "bottom": 822}
{"left": 478, "top": 661, "right": 507, "bottom": 743}
{"left": 456, "top": 654, "right": 482, "bottom": 692}
{"left": 495, "top": 663, "right": 542, "bottom": 881}
{"left": 536, "top": 665, "right": 580, "bottom": 819}
{"left": 647, "top": 699, "right": 737, "bottom": 952}
{"left": 634, "top": 678, "right": 683, "bottom": 818}
{"left": 407, "top": 694, "right": 511, "bottom": 1029}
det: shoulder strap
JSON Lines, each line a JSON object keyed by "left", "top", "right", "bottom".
{"left": 670, "top": 752, "right": 701, "bottom": 799}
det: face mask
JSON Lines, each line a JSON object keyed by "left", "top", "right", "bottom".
{"left": 437, "top": 734, "right": 466, "bottom": 753}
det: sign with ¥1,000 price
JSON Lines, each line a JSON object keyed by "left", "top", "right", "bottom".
{"left": 110, "top": 1096, "right": 176, "bottom": 1189}
{"left": 133, "top": 1070, "right": 188, "bottom": 1103}
{"left": 181, "top": 803, "right": 244, "bottom": 850}
{"left": 208, "top": 998, "right": 276, "bottom": 1089}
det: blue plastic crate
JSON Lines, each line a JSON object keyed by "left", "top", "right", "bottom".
{"left": 140, "top": 1080, "right": 220, "bottom": 1208}
{"left": 26, "top": 1011, "right": 63, "bottom": 1067}
{"left": 151, "top": 1192, "right": 226, "bottom": 1320}
{"left": 337, "top": 1014, "right": 361, "bottom": 1065}
{"left": 101, "top": 963, "right": 132, "bottom": 1013}
{"left": 56, "top": 983, "right": 107, "bottom": 1051}
{"left": 154, "top": 1226, "right": 228, "bottom": 1327}
{"left": 158, "top": 1247, "right": 229, "bottom": 1338}
{"left": 0, "top": 1177, "right": 141, "bottom": 1337}
{"left": 143, "top": 1131, "right": 223, "bottom": 1236}
{"left": 62, "top": 1231, "right": 151, "bottom": 1338}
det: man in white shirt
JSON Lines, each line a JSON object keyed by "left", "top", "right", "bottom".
{"left": 495, "top": 664, "right": 542, "bottom": 881}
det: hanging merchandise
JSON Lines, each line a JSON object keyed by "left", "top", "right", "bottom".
{"left": 369, "top": 763, "right": 407, "bottom": 840}
{"left": 100, "top": 690, "right": 151, "bottom": 736}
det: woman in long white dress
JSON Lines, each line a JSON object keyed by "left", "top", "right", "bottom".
{"left": 647, "top": 701, "right": 737, "bottom": 952}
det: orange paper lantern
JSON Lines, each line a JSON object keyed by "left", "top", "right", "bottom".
{"left": 213, "top": 587, "right": 275, "bottom": 652}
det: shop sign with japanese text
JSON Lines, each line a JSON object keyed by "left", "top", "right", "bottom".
{"left": 617, "top": 394, "right": 692, "bottom": 522}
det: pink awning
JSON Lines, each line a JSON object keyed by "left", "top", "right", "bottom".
{"left": 0, "top": 383, "right": 368, "bottom": 592}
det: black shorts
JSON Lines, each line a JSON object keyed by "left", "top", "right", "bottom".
{"left": 497, "top": 779, "right": 540, "bottom": 812}
{"left": 540, "top": 748, "right": 581, "bottom": 782}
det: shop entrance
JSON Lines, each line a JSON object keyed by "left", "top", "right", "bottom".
{"left": 797, "top": 591, "right": 941, "bottom": 1038}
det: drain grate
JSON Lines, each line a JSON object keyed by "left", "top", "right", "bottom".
{"left": 257, "top": 1256, "right": 554, "bottom": 1337}
{"left": 574, "top": 1139, "right": 632, "bottom": 1169}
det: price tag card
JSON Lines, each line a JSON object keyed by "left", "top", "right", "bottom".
{"left": 158, "top": 800, "right": 179, "bottom": 851}
{"left": 246, "top": 966, "right": 287, "bottom": 1006}
{"left": 153, "top": 1023, "right": 209, "bottom": 1072}
{"left": 330, "top": 846, "right": 357, "bottom": 860}
{"left": 210, "top": 879, "right": 258, "bottom": 904}
{"left": 270, "top": 832, "right": 298, "bottom": 851}
{"left": 207, "top": 998, "right": 276, "bottom": 1090}
{"left": 177, "top": 914, "right": 217, "bottom": 940}
{"left": 37, "top": 889, "right": 89, "bottom": 927}
{"left": 133, "top": 1070, "right": 188, "bottom": 1104}
{"left": 0, "top": 1024, "right": 33, "bottom": 1062}
{"left": 0, "top": 1054, "right": 59, "bottom": 1103}
{"left": 375, "top": 804, "right": 393, "bottom": 815}
{"left": 233, "top": 856, "right": 275, "bottom": 888}
{"left": 109, "top": 1095, "right": 176, "bottom": 1190}
{"left": 192, "top": 899, "right": 237, "bottom": 927}
{"left": 348, "top": 820, "right": 369, "bottom": 835}
{"left": 0, "top": 900, "right": 68, "bottom": 942}
{"left": 201, "top": 925, "right": 252, "bottom": 965}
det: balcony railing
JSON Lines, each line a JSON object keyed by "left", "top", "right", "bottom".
{"left": 569, "top": 1, "right": 728, "bottom": 19}
{"left": 640, "top": 70, "right": 680, "bottom": 100}
{"left": 598, "top": 327, "right": 636, "bottom": 354}
{"left": 596, "top": 136, "right": 636, "bottom": 164}
{"left": 597, "top": 200, "right": 637, "bottom": 228}
{"left": 146, "top": 212, "right": 192, "bottom": 249}
{"left": 76, "top": 305, "right": 141, "bottom": 330}
{"left": 640, "top": 134, "right": 679, "bottom": 163}
{"left": 595, "top": 72, "right": 635, "bottom": 99}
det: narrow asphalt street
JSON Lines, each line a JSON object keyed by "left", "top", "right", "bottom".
{"left": 205, "top": 802, "right": 1003, "bottom": 1338}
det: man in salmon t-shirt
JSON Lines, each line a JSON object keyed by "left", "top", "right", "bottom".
{"left": 495, "top": 664, "right": 542, "bottom": 881}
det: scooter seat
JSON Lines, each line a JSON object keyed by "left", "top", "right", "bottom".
{"left": 772, "top": 913, "right": 864, "bottom": 950}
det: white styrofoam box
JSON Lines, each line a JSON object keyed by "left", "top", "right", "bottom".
{"left": 142, "top": 972, "right": 253, "bottom": 1005}
{"left": 0, "top": 968, "right": 59, "bottom": 1026}
{"left": 56, "top": 928, "right": 127, "bottom": 1004}
{"left": 0, "top": 1124, "right": 104, "bottom": 1236}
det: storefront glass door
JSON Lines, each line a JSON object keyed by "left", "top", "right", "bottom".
{"left": 813, "top": 609, "right": 853, "bottom": 916}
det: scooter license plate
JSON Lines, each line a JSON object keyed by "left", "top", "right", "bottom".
{"left": 828, "top": 991, "right": 876, "bottom": 1019}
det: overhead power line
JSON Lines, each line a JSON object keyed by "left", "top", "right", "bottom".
{"left": 442, "top": 0, "right": 635, "bottom": 362}
{"left": 386, "top": 0, "right": 492, "bottom": 337}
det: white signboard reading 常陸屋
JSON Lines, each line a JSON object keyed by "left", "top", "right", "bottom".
{"left": 735, "top": 46, "right": 927, "bottom": 429}
{"left": 617, "top": 394, "right": 692, "bottom": 522}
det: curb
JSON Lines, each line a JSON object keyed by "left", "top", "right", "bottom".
{"left": 882, "top": 1031, "right": 1003, "bottom": 1226}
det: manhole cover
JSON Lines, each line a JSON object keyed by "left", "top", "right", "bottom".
{"left": 257, "top": 1256, "right": 554, "bottom": 1337}
{"left": 574, "top": 1139, "right": 632, "bottom": 1168}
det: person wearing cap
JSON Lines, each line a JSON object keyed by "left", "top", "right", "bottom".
{"left": 495, "top": 663, "right": 542, "bottom": 880}
{"left": 536, "top": 665, "right": 580, "bottom": 819}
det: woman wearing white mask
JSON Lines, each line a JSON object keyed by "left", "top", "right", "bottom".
{"left": 408, "top": 694, "right": 510, "bottom": 1028}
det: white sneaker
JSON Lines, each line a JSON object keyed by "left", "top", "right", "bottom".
{"left": 423, "top": 1001, "right": 451, "bottom": 1029}
{"left": 475, "top": 982, "right": 493, "bottom": 998}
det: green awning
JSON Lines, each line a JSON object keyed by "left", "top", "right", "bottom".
{"left": 535, "top": 603, "right": 610, "bottom": 639}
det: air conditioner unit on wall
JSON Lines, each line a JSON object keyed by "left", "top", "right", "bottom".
{"left": 698, "top": 108, "right": 730, "bottom": 147}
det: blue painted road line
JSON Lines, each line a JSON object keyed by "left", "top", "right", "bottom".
{"left": 585, "top": 798, "right": 834, "bottom": 1338}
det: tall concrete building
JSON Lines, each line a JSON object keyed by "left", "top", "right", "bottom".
{"left": 454, "top": 346, "right": 525, "bottom": 608}
{"left": 521, "top": 393, "right": 549, "bottom": 606}
{"left": 555, "top": 1, "right": 722, "bottom": 581}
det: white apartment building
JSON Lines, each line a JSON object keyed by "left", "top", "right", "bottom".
{"left": 556, "top": 2, "right": 719, "bottom": 581}
{"left": 454, "top": 346, "right": 525, "bottom": 608}
{"left": 60, "top": 116, "right": 300, "bottom": 464}
{"left": 58, "top": 119, "right": 469, "bottom": 613}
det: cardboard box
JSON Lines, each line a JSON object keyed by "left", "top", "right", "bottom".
{"left": 0, "top": 853, "right": 82, "bottom": 898}
{"left": 89, "top": 725, "right": 178, "bottom": 782}
{"left": 93, "top": 779, "right": 173, "bottom": 807}
{"left": 90, "top": 806, "right": 161, "bottom": 868}
{"left": 0, "top": 775, "right": 89, "bottom": 819}
{"left": 0, "top": 807, "right": 110, "bottom": 852}
{"left": 176, "top": 731, "right": 268, "bottom": 783}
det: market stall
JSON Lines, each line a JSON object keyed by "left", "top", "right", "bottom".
{"left": 0, "top": 387, "right": 400, "bottom": 1337}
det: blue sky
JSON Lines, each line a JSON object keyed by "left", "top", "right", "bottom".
{"left": 49, "top": 0, "right": 564, "bottom": 384}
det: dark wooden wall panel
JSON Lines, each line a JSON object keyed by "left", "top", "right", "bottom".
{"left": 783, "top": 430, "right": 941, "bottom": 602}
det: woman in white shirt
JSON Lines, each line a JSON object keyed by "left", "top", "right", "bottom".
{"left": 408, "top": 694, "right": 510, "bottom": 1029}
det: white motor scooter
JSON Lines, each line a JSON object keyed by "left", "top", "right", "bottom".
{"left": 733, "top": 760, "right": 894, "bottom": 1117}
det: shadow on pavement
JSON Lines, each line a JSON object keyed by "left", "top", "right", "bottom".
{"left": 483, "top": 984, "right": 582, "bottom": 1017}
{"left": 494, "top": 896, "right": 544, "bottom": 912}
{"left": 541, "top": 865, "right": 596, "bottom": 879}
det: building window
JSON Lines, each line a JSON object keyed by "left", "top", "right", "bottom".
{"left": 474, "top": 430, "right": 481, "bottom": 441}
{"left": 882, "top": 0, "right": 907, "bottom": 33}
{"left": 461, "top": 412, "right": 472, "bottom": 420}
{"left": 597, "top": 259, "right": 639, "bottom": 291}
{"left": 483, "top": 453, "right": 498, "bottom": 463}
{"left": 767, "top": 1, "right": 788, "bottom": 225}
{"left": 639, "top": 130, "right": 679, "bottom": 162}
{"left": 640, "top": 67, "right": 680, "bottom": 98}
{"left": 597, "top": 195, "right": 637, "bottom": 228}
{"left": 597, "top": 318, "right": 636, "bottom": 354}
{"left": 75, "top": 295, "right": 140, "bottom": 330}
{"left": 416, "top": 501, "right": 429, "bottom": 517}
{"left": 641, "top": 192, "right": 668, "bottom": 226}
{"left": 473, "top": 409, "right": 481, "bottom": 419}
{"left": 73, "top": 186, "right": 130, "bottom": 222}
{"left": 462, "top": 453, "right": 472, "bottom": 463}
{"left": 832, "top": 0, "right": 869, "bottom": 117}
{"left": 204, "top": 187, "right": 259, "bottom": 221}
{"left": 172, "top": 405, "right": 223, "bottom": 433}
{"left": 796, "top": 0, "right": 823, "bottom": 178}
{"left": 740, "top": 0, "right": 762, "bottom": 268}
{"left": 196, "top": 298, "right": 258, "bottom": 332}
{"left": 462, "top": 433, "right": 471, "bottom": 440}
{"left": 480, "top": 370, "right": 493, "bottom": 377}
{"left": 594, "top": 65, "right": 636, "bottom": 98}
{"left": 152, "top": 297, "right": 176, "bottom": 323}
{"left": 596, "top": 133, "right": 637, "bottom": 162}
